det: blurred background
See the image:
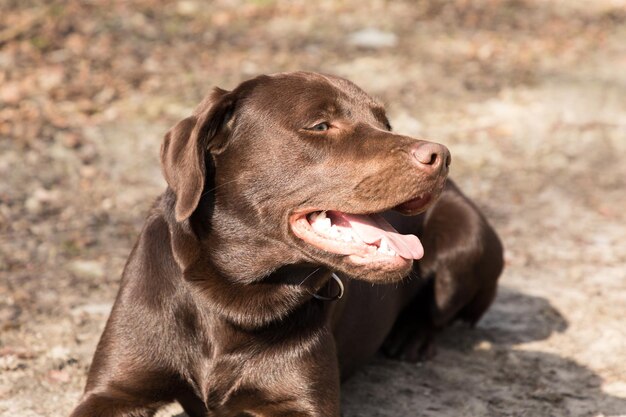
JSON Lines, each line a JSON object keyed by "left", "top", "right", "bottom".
{"left": 1, "top": 0, "right": 625, "bottom": 416}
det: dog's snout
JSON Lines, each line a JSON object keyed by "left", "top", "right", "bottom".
{"left": 411, "top": 142, "right": 451, "bottom": 172}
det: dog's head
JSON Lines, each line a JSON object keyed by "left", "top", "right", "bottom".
{"left": 161, "top": 72, "right": 449, "bottom": 283}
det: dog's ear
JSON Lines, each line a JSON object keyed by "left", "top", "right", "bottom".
{"left": 160, "top": 87, "right": 233, "bottom": 222}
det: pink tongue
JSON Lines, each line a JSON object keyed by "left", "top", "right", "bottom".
{"left": 332, "top": 212, "right": 424, "bottom": 260}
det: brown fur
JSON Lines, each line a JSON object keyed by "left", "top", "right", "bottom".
{"left": 71, "top": 72, "right": 503, "bottom": 417}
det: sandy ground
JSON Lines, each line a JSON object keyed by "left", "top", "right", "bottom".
{"left": 1, "top": 0, "right": 625, "bottom": 416}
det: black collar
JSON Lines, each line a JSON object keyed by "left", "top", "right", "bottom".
{"left": 312, "top": 272, "right": 344, "bottom": 301}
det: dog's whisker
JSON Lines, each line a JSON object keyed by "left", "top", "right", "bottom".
{"left": 201, "top": 178, "right": 241, "bottom": 198}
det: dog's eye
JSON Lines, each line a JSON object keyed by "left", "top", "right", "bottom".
{"left": 308, "top": 122, "right": 330, "bottom": 132}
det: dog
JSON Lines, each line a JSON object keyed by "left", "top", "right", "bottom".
{"left": 71, "top": 72, "right": 503, "bottom": 417}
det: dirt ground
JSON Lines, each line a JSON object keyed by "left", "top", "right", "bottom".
{"left": 1, "top": 0, "right": 625, "bottom": 416}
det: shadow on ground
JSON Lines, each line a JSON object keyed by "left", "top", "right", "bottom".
{"left": 443, "top": 286, "right": 569, "bottom": 347}
{"left": 342, "top": 349, "right": 626, "bottom": 417}
{"left": 341, "top": 287, "right": 625, "bottom": 417}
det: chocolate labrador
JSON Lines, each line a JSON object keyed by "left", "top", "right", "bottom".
{"left": 71, "top": 72, "right": 503, "bottom": 417}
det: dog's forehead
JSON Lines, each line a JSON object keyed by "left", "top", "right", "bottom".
{"left": 244, "top": 73, "right": 385, "bottom": 121}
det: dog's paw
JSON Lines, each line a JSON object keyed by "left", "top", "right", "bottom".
{"left": 382, "top": 326, "right": 437, "bottom": 363}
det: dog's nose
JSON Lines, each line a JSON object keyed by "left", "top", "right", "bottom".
{"left": 411, "top": 142, "right": 451, "bottom": 172}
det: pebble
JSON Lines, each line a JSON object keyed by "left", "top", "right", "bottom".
{"left": 347, "top": 28, "right": 398, "bottom": 49}
{"left": 67, "top": 260, "right": 105, "bottom": 280}
{"left": 474, "top": 340, "right": 493, "bottom": 351}
{"left": 47, "top": 369, "right": 70, "bottom": 384}
{"left": 48, "top": 346, "right": 71, "bottom": 361}
{"left": 71, "top": 303, "right": 113, "bottom": 316}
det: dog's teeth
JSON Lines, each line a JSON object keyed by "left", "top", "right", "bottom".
{"left": 318, "top": 219, "right": 331, "bottom": 230}
{"left": 374, "top": 238, "right": 395, "bottom": 256}
{"left": 310, "top": 211, "right": 359, "bottom": 244}
{"left": 313, "top": 211, "right": 331, "bottom": 231}
{"left": 379, "top": 238, "right": 390, "bottom": 253}
{"left": 311, "top": 214, "right": 331, "bottom": 232}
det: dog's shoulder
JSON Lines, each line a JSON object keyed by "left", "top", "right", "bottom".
{"left": 116, "top": 194, "right": 181, "bottom": 298}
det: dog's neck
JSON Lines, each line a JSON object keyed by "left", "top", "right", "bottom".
{"left": 185, "top": 258, "right": 334, "bottom": 329}
{"left": 161, "top": 189, "right": 336, "bottom": 329}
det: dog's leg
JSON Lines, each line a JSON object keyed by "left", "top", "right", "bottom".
{"left": 382, "top": 180, "right": 504, "bottom": 362}
{"left": 381, "top": 276, "right": 435, "bottom": 362}
{"left": 241, "top": 378, "right": 340, "bottom": 417}
{"left": 457, "top": 273, "right": 499, "bottom": 327}
{"left": 385, "top": 239, "right": 502, "bottom": 362}
{"left": 241, "top": 403, "right": 338, "bottom": 417}
{"left": 70, "top": 391, "right": 168, "bottom": 417}
{"left": 239, "top": 335, "right": 341, "bottom": 417}
{"left": 177, "top": 390, "right": 210, "bottom": 417}
{"left": 383, "top": 264, "right": 482, "bottom": 362}
{"left": 70, "top": 360, "right": 181, "bottom": 417}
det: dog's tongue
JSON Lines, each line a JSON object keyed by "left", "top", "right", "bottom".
{"left": 333, "top": 212, "right": 424, "bottom": 260}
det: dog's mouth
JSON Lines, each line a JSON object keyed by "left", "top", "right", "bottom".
{"left": 289, "top": 193, "right": 433, "bottom": 268}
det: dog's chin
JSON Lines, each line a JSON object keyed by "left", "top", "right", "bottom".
{"left": 290, "top": 247, "right": 414, "bottom": 284}
{"left": 336, "top": 256, "right": 414, "bottom": 283}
